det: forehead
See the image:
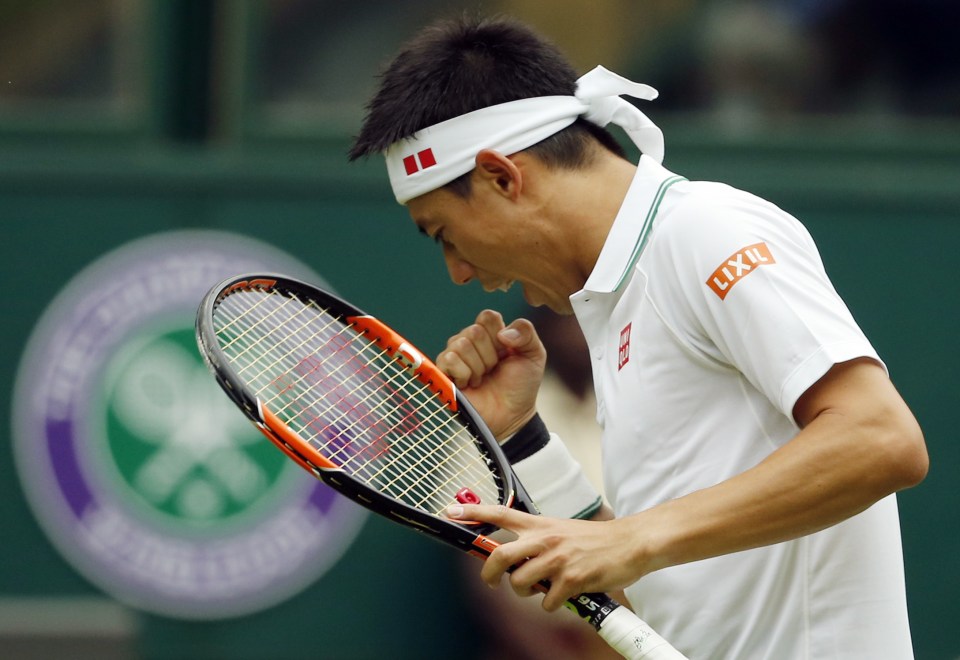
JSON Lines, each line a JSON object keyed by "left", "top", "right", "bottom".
{"left": 405, "top": 186, "right": 466, "bottom": 229}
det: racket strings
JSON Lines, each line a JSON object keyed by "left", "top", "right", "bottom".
{"left": 273, "top": 327, "right": 501, "bottom": 513}
{"left": 342, "top": 374, "right": 499, "bottom": 508}
{"left": 213, "top": 289, "right": 502, "bottom": 514}
{"left": 219, "top": 298, "right": 486, "bottom": 498}
{"left": 282, "top": 339, "right": 501, "bottom": 511}
{"left": 219, "top": 292, "right": 319, "bottom": 376}
{"left": 234, "top": 295, "right": 348, "bottom": 386}
{"left": 274, "top": 341, "right": 495, "bottom": 510}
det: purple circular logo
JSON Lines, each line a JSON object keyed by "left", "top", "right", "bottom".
{"left": 13, "top": 231, "right": 367, "bottom": 619}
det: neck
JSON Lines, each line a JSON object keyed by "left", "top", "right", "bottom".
{"left": 545, "top": 152, "right": 638, "bottom": 284}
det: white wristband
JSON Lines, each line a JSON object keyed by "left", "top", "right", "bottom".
{"left": 512, "top": 433, "right": 603, "bottom": 519}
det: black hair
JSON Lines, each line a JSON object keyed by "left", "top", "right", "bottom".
{"left": 349, "top": 15, "right": 626, "bottom": 195}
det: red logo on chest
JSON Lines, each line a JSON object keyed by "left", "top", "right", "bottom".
{"left": 618, "top": 323, "right": 632, "bottom": 371}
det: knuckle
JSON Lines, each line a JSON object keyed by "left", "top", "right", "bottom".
{"left": 549, "top": 575, "right": 580, "bottom": 602}
{"left": 451, "top": 335, "right": 475, "bottom": 352}
{"left": 542, "top": 533, "right": 565, "bottom": 550}
{"left": 435, "top": 351, "right": 459, "bottom": 373}
{"left": 514, "top": 318, "right": 535, "bottom": 334}
{"left": 446, "top": 332, "right": 466, "bottom": 349}
{"left": 464, "top": 324, "right": 485, "bottom": 342}
{"left": 477, "top": 309, "right": 503, "bottom": 324}
{"left": 509, "top": 577, "right": 534, "bottom": 597}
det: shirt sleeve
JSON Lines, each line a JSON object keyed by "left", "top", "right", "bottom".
{"left": 651, "top": 183, "right": 883, "bottom": 422}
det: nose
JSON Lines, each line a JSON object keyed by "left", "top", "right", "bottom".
{"left": 444, "top": 248, "right": 475, "bottom": 285}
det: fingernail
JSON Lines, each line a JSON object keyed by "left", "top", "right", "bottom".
{"left": 446, "top": 505, "right": 464, "bottom": 518}
{"left": 500, "top": 328, "right": 521, "bottom": 343}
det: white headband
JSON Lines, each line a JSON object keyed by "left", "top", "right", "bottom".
{"left": 383, "top": 66, "right": 663, "bottom": 204}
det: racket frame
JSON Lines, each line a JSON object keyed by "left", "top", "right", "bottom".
{"left": 196, "top": 274, "right": 525, "bottom": 555}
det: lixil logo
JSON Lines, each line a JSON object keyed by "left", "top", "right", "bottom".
{"left": 706, "top": 242, "right": 776, "bottom": 300}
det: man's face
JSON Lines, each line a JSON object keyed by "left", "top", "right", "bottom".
{"left": 406, "top": 185, "right": 577, "bottom": 314}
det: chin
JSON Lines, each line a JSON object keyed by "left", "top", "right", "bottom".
{"left": 524, "top": 287, "right": 573, "bottom": 315}
{"left": 541, "top": 298, "right": 575, "bottom": 315}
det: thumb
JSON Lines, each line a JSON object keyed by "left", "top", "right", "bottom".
{"left": 497, "top": 319, "right": 545, "bottom": 360}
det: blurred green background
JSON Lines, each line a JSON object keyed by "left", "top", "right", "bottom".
{"left": 1, "top": 1, "right": 957, "bottom": 658}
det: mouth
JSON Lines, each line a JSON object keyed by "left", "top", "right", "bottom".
{"left": 521, "top": 284, "right": 534, "bottom": 305}
{"left": 482, "top": 280, "right": 514, "bottom": 293}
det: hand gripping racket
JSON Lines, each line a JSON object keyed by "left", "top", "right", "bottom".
{"left": 196, "top": 274, "right": 687, "bottom": 660}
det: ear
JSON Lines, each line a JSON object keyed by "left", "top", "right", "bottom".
{"left": 474, "top": 149, "right": 522, "bottom": 201}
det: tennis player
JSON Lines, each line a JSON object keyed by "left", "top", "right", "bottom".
{"left": 349, "top": 16, "right": 928, "bottom": 658}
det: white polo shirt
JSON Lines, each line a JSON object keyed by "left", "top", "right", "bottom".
{"left": 570, "top": 156, "right": 913, "bottom": 658}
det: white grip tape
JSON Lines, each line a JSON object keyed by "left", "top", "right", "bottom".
{"left": 511, "top": 433, "right": 602, "bottom": 519}
{"left": 598, "top": 607, "right": 688, "bottom": 659}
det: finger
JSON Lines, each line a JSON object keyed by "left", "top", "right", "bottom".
{"left": 460, "top": 323, "right": 503, "bottom": 376}
{"left": 481, "top": 539, "right": 546, "bottom": 590}
{"left": 447, "top": 504, "right": 544, "bottom": 588}
{"left": 504, "top": 560, "right": 573, "bottom": 612}
{"left": 440, "top": 337, "right": 486, "bottom": 388}
{"left": 437, "top": 320, "right": 501, "bottom": 389}
{"left": 506, "top": 561, "right": 546, "bottom": 599}
{"left": 445, "top": 502, "right": 531, "bottom": 529}
{"left": 480, "top": 546, "right": 519, "bottom": 589}
{"left": 434, "top": 348, "right": 477, "bottom": 389}
{"left": 474, "top": 308, "right": 505, "bottom": 329}
{"left": 464, "top": 309, "right": 509, "bottom": 370}
{"left": 473, "top": 309, "right": 509, "bottom": 358}
{"left": 535, "top": 562, "right": 592, "bottom": 613}
{"left": 541, "top": 580, "right": 582, "bottom": 612}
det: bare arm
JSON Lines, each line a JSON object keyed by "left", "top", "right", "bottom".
{"left": 450, "top": 357, "right": 928, "bottom": 611}
{"left": 624, "top": 358, "right": 926, "bottom": 573}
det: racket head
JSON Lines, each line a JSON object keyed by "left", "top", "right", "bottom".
{"left": 196, "top": 276, "right": 688, "bottom": 657}
{"left": 196, "top": 273, "right": 521, "bottom": 548}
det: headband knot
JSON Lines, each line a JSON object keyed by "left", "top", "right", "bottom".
{"left": 384, "top": 66, "right": 663, "bottom": 204}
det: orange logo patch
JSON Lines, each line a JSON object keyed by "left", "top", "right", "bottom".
{"left": 706, "top": 242, "right": 775, "bottom": 300}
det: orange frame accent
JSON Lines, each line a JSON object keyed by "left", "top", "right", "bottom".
{"left": 261, "top": 404, "right": 339, "bottom": 470}
{"left": 471, "top": 535, "right": 500, "bottom": 554}
{"left": 347, "top": 315, "right": 457, "bottom": 409}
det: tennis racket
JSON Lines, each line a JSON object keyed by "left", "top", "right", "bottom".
{"left": 196, "top": 274, "right": 687, "bottom": 660}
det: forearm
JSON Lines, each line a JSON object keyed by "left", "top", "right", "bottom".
{"left": 633, "top": 397, "right": 926, "bottom": 574}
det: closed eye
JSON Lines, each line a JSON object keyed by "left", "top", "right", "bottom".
{"left": 417, "top": 225, "right": 446, "bottom": 246}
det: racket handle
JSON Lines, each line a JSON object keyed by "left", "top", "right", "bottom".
{"left": 597, "top": 606, "right": 688, "bottom": 659}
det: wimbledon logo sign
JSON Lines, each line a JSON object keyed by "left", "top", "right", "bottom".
{"left": 12, "top": 230, "right": 367, "bottom": 619}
